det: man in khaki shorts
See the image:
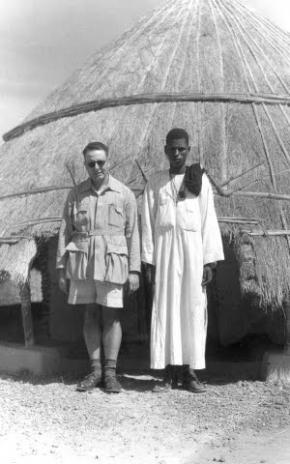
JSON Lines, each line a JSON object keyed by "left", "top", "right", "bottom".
{"left": 57, "top": 142, "right": 140, "bottom": 393}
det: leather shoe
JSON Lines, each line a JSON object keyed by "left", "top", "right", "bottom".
{"left": 152, "top": 365, "right": 179, "bottom": 392}
{"left": 104, "top": 375, "right": 121, "bottom": 394}
{"left": 182, "top": 368, "right": 206, "bottom": 393}
{"left": 152, "top": 380, "right": 173, "bottom": 393}
{"left": 76, "top": 372, "right": 102, "bottom": 392}
{"left": 182, "top": 378, "right": 206, "bottom": 393}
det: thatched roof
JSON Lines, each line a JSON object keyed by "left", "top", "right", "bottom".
{"left": 1, "top": 0, "right": 290, "bottom": 311}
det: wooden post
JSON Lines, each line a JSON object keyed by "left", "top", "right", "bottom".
{"left": 19, "top": 280, "right": 35, "bottom": 347}
{"left": 286, "top": 303, "right": 290, "bottom": 347}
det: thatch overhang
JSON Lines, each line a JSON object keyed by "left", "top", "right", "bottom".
{"left": 1, "top": 0, "right": 290, "bottom": 343}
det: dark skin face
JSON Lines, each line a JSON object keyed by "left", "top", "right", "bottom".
{"left": 165, "top": 138, "right": 191, "bottom": 174}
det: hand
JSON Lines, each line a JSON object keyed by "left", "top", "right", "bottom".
{"left": 202, "top": 264, "right": 215, "bottom": 287}
{"left": 128, "top": 272, "right": 140, "bottom": 293}
{"left": 58, "top": 269, "right": 68, "bottom": 294}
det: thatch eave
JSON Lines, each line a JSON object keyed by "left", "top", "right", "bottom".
{"left": 0, "top": 239, "right": 37, "bottom": 286}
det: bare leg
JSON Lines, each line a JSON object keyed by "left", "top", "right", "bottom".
{"left": 102, "top": 307, "right": 122, "bottom": 393}
{"left": 102, "top": 307, "right": 122, "bottom": 361}
{"left": 83, "top": 303, "right": 102, "bottom": 360}
{"left": 76, "top": 304, "right": 102, "bottom": 392}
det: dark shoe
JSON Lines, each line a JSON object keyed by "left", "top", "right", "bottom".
{"left": 152, "top": 365, "right": 179, "bottom": 392}
{"left": 104, "top": 375, "right": 121, "bottom": 394}
{"left": 76, "top": 372, "right": 102, "bottom": 392}
{"left": 182, "top": 378, "right": 206, "bottom": 393}
{"left": 182, "top": 369, "right": 206, "bottom": 393}
{"left": 152, "top": 380, "right": 172, "bottom": 393}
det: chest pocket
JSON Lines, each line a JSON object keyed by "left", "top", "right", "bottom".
{"left": 156, "top": 195, "right": 175, "bottom": 230}
{"left": 108, "top": 204, "right": 124, "bottom": 228}
{"left": 176, "top": 198, "right": 201, "bottom": 231}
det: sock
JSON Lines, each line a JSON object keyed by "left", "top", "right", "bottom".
{"left": 90, "top": 359, "right": 102, "bottom": 376}
{"left": 104, "top": 359, "right": 117, "bottom": 378}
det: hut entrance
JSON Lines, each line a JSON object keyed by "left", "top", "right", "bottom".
{"left": 0, "top": 303, "right": 47, "bottom": 345}
{"left": 0, "top": 268, "right": 48, "bottom": 345}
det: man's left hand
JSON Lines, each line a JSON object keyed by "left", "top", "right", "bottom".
{"left": 202, "top": 264, "right": 215, "bottom": 287}
{"left": 128, "top": 272, "right": 140, "bottom": 293}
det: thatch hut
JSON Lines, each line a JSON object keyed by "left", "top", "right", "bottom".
{"left": 1, "top": 0, "right": 290, "bottom": 349}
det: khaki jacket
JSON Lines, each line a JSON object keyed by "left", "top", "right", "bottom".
{"left": 57, "top": 176, "right": 140, "bottom": 284}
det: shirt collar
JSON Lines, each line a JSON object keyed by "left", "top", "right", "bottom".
{"left": 106, "top": 175, "right": 122, "bottom": 193}
{"left": 78, "top": 175, "right": 121, "bottom": 194}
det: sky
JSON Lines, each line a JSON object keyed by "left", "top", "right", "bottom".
{"left": 0, "top": 0, "right": 289, "bottom": 138}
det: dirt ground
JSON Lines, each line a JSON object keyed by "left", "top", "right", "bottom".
{"left": 1, "top": 370, "right": 290, "bottom": 464}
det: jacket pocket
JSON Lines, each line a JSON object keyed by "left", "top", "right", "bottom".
{"left": 105, "top": 237, "right": 128, "bottom": 284}
{"left": 108, "top": 204, "right": 124, "bottom": 228}
{"left": 65, "top": 236, "right": 89, "bottom": 280}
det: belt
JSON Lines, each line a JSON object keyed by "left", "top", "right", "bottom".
{"left": 72, "top": 230, "right": 124, "bottom": 237}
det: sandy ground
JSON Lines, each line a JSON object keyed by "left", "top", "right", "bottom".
{"left": 1, "top": 371, "right": 290, "bottom": 464}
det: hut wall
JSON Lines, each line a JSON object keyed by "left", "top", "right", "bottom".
{"left": 208, "top": 237, "right": 287, "bottom": 346}
{"left": 208, "top": 239, "right": 250, "bottom": 345}
{"left": 0, "top": 281, "right": 22, "bottom": 306}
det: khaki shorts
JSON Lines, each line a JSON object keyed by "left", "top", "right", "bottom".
{"left": 68, "top": 279, "right": 124, "bottom": 308}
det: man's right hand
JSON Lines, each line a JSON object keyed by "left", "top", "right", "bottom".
{"left": 58, "top": 269, "right": 68, "bottom": 294}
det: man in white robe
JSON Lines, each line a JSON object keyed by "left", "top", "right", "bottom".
{"left": 141, "top": 128, "right": 224, "bottom": 392}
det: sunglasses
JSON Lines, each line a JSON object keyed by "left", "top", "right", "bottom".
{"left": 87, "top": 160, "right": 106, "bottom": 168}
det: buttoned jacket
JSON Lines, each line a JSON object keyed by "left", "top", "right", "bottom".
{"left": 57, "top": 175, "right": 140, "bottom": 284}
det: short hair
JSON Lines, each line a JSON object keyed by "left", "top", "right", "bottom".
{"left": 82, "top": 141, "right": 109, "bottom": 156}
{"left": 166, "top": 128, "right": 189, "bottom": 145}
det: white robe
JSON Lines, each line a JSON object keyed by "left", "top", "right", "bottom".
{"left": 141, "top": 170, "right": 224, "bottom": 369}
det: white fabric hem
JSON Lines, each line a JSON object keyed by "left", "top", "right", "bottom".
{"left": 204, "top": 254, "right": 224, "bottom": 266}
{"left": 151, "top": 361, "right": 206, "bottom": 370}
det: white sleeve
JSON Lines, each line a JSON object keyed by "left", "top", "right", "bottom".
{"left": 199, "top": 174, "right": 224, "bottom": 265}
{"left": 141, "top": 181, "right": 156, "bottom": 265}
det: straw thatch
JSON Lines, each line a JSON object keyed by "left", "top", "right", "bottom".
{"left": 1, "top": 0, "right": 290, "bottom": 344}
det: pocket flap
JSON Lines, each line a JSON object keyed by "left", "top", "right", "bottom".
{"left": 108, "top": 204, "right": 124, "bottom": 228}
{"left": 66, "top": 239, "right": 88, "bottom": 253}
{"left": 114, "top": 205, "right": 123, "bottom": 214}
{"left": 106, "top": 243, "right": 128, "bottom": 256}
